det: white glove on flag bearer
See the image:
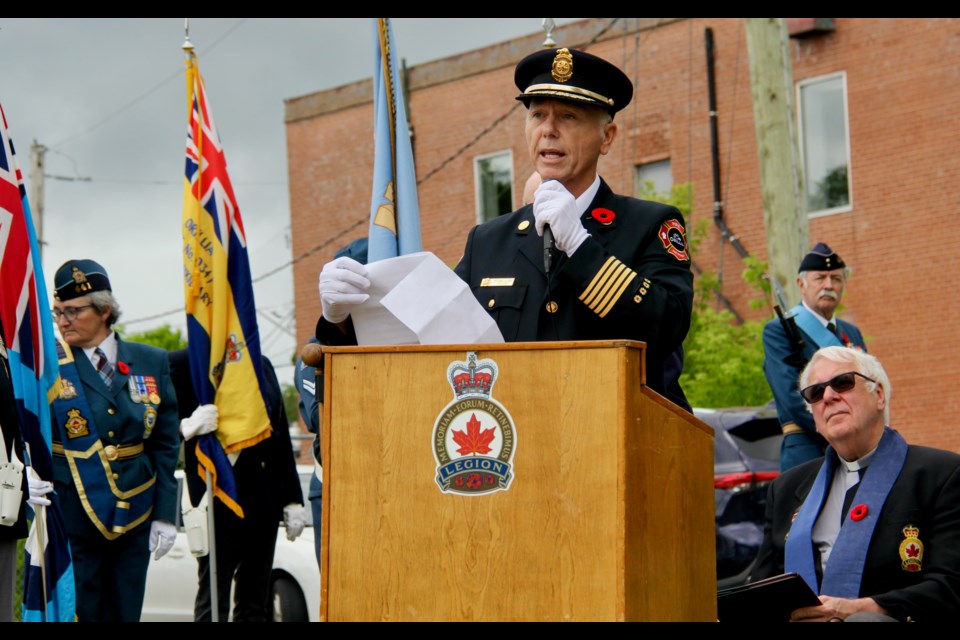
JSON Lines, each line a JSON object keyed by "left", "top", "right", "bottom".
{"left": 181, "top": 404, "right": 218, "bottom": 441}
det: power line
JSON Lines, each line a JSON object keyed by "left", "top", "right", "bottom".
{"left": 50, "top": 18, "right": 249, "bottom": 150}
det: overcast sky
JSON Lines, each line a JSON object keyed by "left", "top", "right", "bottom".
{"left": 0, "top": 18, "right": 582, "bottom": 376}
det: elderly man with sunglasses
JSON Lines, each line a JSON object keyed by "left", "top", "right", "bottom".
{"left": 49, "top": 259, "right": 180, "bottom": 621}
{"left": 753, "top": 346, "right": 960, "bottom": 622}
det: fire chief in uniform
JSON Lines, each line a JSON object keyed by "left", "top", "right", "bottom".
{"left": 50, "top": 259, "right": 179, "bottom": 622}
{"left": 318, "top": 48, "right": 693, "bottom": 398}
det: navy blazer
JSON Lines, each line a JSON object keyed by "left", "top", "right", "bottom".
{"left": 753, "top": 443, "right": 960, "bottom": 621}
{"left": 52, "top": 338, "right": 180, "bottom": 523}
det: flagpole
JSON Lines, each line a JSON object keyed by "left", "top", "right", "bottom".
{"left": 36, "top": 505, "right": 48, "bottom": 622}
{"left": 183, "top": 21, "right": 219, "bottom": 622}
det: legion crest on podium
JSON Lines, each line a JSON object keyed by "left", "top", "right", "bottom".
{"left": 433, "top": 352, "right": 516, "bottom": 495}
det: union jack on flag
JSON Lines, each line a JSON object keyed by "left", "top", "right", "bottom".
{"left": 0, "top": 101, "right": 75, "bottom": 622}
{"left": 182, "top": 49, "right": 272, "bottom": 516}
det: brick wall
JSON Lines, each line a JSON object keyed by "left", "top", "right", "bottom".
{"left": 287, "top": 18, "right": 960, "bottom": 451}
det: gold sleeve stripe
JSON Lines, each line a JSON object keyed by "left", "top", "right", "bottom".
{"left": 581, "top": 257, "right": 621, "bottom": 307}
{"left": 579, "top": 257, "right": 637, "bottom": 316}
{"left": 598, "top": 271, "right": 637, "bottom": 318}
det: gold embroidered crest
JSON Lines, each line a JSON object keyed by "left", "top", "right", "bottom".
{"left": 59, "top": 378, "right": 78, "bottom": 400}
{"left": 551, "top": 48, "right": 573, "bottom": 83}
{"left": 65, "top": 408, "right": 89, "bottom": 439}
{"left": 899, "top": 524, "right": 923, "bottom": 572}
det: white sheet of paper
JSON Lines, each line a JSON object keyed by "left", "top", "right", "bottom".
{"left": 350, "top": 252, "right": 504, "bottom": 346}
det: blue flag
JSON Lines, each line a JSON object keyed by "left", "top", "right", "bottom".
{"left": 368, "top": 18, "right": 422, "bottom": 262}
{"left": 0, "top": 101, "right": 75, "bottom": 622}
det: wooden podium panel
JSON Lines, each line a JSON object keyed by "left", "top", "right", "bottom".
{"left": 320, "top": 341, "right": 715, "bottom": 621}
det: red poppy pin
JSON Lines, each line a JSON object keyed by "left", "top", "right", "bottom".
{"left": 850, "top": 504, "right": 868, "bottom": 522}
{"left": 117, "top": 361, "right": 130, "bottom": 375}
{"left": 591, "top": 208, "right": 616, "bottom": 225}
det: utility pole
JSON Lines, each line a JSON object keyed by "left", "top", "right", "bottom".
{"left": 745, "top": 18, "right": 808, "bottom": 307}
{"left": 28, "top": 140, "right": 46, "bottom": 259}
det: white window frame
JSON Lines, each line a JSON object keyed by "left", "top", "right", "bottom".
{"left": 796, "top": 71, "right": 854, "bottom": 218}
{"left": 473, "top": 150, "right": 515, "bottom": 224}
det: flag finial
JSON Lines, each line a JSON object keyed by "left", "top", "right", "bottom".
{"left": 182, "top": 18, "right": 194, "bottom": 53}
{"left": 541, "top": 18, "right": 557, "bottom": 48}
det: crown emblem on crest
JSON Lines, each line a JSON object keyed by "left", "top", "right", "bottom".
{"left": 447, "top": 352, "right": 497, "bottom": 399}
{"left": 902, "top": 525, "right": 919, "bottom": 538}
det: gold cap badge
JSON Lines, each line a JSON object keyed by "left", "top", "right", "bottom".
{"left": 551, "top": 48, "right": 573, "bottom": 83}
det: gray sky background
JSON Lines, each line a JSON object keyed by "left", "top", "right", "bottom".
{"left": 1, "top": 18, "right": 581, "bottom": 376}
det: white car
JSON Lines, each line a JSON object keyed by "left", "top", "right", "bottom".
{"left": 141, "top": 465, "right": 320, "bottom": 622}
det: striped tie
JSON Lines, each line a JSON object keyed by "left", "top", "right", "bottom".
{"left": 95, "top": 347, "right": 114, "bottom": 388}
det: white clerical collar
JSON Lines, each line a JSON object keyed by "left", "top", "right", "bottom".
{"left": 839, "top": 443, "right": 879, "bottom": 471}
{"left": 575, "top": 175, "right": 602, "bottom": 216}
{"left": 801, "top": 300, "right": 836, "bottom": 327}
{"left": 83, "top": 331, "right": 117, "bottom": 365}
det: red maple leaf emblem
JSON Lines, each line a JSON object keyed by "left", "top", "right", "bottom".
{"left": 906, "top": 544, "right": 920, "bottom": 558}
{"left": 452, "top": 414, "right": 495, "bottom": 456}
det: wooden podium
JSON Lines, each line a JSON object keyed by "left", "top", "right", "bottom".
{"left": 319, "top": 340, "right": 716, "bottom": 621}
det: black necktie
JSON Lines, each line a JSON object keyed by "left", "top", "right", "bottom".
{"left": 827, "top": 321, "right": 838, "bottom": 336}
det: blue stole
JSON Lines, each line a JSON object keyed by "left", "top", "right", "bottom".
{"left": 50, "top": 340, "right": 155, "bottom": 540}
{"left": 791, "top": 304, "right": 844, "bottom": 349}
{"left": 785, "top": 428, "right": 908, "bottom": 596}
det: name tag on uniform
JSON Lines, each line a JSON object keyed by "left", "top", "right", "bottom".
{"left": 480, "top": 278, "right": 516, "bottom": 287}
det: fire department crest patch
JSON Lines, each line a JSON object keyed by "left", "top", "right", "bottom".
{"left": 658, "top": 219, "right": 689, "bottom": 261}
{"left": 433, "top": 352, "right": 516, "bottom": 496}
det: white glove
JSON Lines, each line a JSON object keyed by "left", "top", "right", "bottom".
{"left": 319, "top": 257, "right": 370, "bottom": 324}
{"left": 180, "top": 404, "right": 218, "bottom": 441}
{"left": 533, "top": 180, "right": 590, "bottom": 256}
{"left": 26, "top": 466, "right": 52, "bottom": 507}
{"left": 149, "top": 519, "right": 177, "bottom": 560}
{"left": 283, "top": 503, "right": 306, "bottom": 541}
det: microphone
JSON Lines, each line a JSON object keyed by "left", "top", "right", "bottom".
{"left": 543, "top": 224, "right": 556, "bottom": 273}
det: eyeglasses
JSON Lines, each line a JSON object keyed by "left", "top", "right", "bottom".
{"left": 800, "top": 371, "right": 876, "bottom": 404}
{"left": 52, "top": 305, "right": 94, "bottom": 322}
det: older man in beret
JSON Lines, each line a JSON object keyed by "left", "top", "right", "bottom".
{"left": 763, "top": 243, "right": 867, "bottom": 471}
{"left": 50, "top": 259, "right": 179, "bottom": 621}
{"left": 317, "top": 48, "right": 693, "bottom": 401}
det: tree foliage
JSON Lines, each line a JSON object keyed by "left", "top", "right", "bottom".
{"left": 638, "top": 181, "right": 772, "bottom": 408}
{"left": 119, "top": 323, "right": 188, "bottom": 352}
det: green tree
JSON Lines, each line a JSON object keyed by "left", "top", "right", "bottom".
{"left": 282, "top": 382, "right": 300, "bottom": 426}
{"left": 638, "top": 182, "right": 772, "bottom": 408}
{"left": 118, "top": 323, "right": 188, "bottom": 352}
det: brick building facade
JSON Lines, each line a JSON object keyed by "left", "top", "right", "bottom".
{"left": 285, "top": 18, "right": 960, "bottom": 451}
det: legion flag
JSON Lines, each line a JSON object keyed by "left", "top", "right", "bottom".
{"left": 182, "top": 49, "right": 272, "bottom": 516}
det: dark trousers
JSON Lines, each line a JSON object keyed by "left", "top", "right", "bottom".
{"left": 194, "top": 499, "right": 279, "bottom": 622}
{"left": 59, "top": 484, "right": 151, "bottom": 622}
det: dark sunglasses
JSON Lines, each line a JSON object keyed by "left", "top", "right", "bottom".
{"left": 800, "top": 371, "right": 876, "bottom": 404}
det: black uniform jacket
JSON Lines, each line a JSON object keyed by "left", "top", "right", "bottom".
{"left": 454, "top": 179, "right": 693, "bottom": 396}
{"left": 753, "top": 444, "right": 960, "bottom": 621}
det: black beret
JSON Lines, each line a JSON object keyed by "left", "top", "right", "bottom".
{"left": 515, "top": 47, "right": 633, "bottom": 114}
{"left": 798, "top": 242, "right": 846, "bottom": 273}
{"left": 54, "top": 259, "right": 112, "bottom": 302}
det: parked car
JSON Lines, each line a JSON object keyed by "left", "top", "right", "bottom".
{"left": 141, "top": 465, "right": 319, "bottom": 621}
{"left": 695, "top": 403, "right": 782, "bottom": 589}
